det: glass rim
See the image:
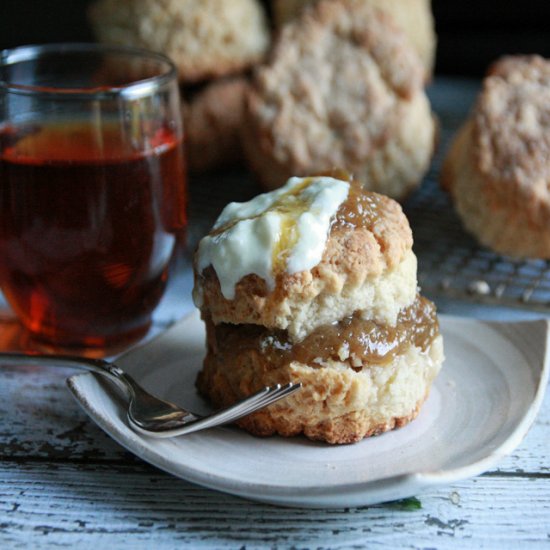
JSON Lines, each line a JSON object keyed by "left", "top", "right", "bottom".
{"left": 0, "top": 42, "right": 178, "bottom": 100}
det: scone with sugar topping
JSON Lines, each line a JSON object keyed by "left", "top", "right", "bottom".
{"left": 272, "top": 0, "right": 437, "bottom": 79}
{"left": 441, "top": 55, "right": 550, "bottom": 259}
{"left": 88, "top": 0, "right": 270, "bottom": 84}
{"left": 193, "top": 175, "right": 443, "bottom": 444}
{"left": 242, "top": 0, "right": 436, "bottom": 199}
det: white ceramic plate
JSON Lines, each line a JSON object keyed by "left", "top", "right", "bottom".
{"left": 68, "top": 312, "right": 549, "bottom": 508}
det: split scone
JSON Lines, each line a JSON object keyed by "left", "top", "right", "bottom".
{"left": 193, "top": 175, "right": 444, "bottom": 444}
{"left": 441, "top": 55, "right": 550, "bottom": 259}
{"left": 242, "top": 0, "right": 436, "bottom": 200}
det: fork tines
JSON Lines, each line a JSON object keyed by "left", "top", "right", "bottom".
{"left": 196, "top": 382, "right": 302, "bottom": 431}
{"left": 135, "top": 382, "right": 302, "bottom": 438}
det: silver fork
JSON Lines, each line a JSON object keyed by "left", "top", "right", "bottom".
{"left": 1, "top": 352, "right": 301, "bottom": 438}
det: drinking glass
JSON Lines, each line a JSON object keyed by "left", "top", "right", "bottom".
{"left": 0, "top": 43, "right": 187, "bottom": 350}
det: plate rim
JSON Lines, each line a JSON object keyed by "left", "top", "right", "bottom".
{"left": 67, "top": 313, "right": 550, "bottom": 508}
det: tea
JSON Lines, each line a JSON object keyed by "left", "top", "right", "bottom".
{"left": 0, "top": 120, "right": 187, "bottom": 348}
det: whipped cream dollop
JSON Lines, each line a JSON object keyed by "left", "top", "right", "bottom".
{"left": 195, "top": 176, "right": 350, "bottom": 301}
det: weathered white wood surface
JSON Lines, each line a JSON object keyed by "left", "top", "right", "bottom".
{"left": 1, "top": 78, "right": 550, "bottom": 549}
{"left": 1, "top": 463, "right": 549, "bottom": 549}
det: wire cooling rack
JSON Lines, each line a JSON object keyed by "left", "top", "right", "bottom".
{"left": 189, "top": 78, "right": 550, "bottom": 313}
{"left": 406, "top": 176, "right": 550, "bottom": 312}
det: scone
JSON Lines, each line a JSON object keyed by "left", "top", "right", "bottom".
{"left": 183, "top": 76, "right": 249, "bottom": 172}
{"left": 88, "top": 0, "right": 270, "bottom": 83}
{"left": 441, "top": 55, "right": 550, "bottom": 259}
{"left": 242, "top": 0, "right": 436, "bottom": 200}
{"left": 272, "top": 0, "right": 437, "bottom": 78}
{"left": 193, "top": 175, "right": 444, "bottom": 444}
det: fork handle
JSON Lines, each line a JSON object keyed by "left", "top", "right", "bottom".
{"left": 0, "top": 352, "right": 131, "bottom": 398}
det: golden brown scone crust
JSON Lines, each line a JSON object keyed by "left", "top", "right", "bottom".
{"left": 183, "top": 77, "right": 249, "bottom": 172}
{"left": 88, "top": 0, "right": 270, "bottom": 83}
{"left": 197, "top": 318, "right": 444, "bottom": 444}
{"left": 195, "top": 190, "right": 416, "bottom": 341}
{"left": 272, "top": 0, "right": 437, "bottom": 77}
{"left": 442, "top": 55, "right": 550, "bottom": 259}
{"left": 242, "top": 0, "right": 436, "bottom": 199}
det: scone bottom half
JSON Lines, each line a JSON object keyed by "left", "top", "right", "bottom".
{"left": 193, "top": 175, "right": 444, "bottom": 444}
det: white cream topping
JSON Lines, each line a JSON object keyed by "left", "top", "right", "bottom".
{"left": 195, "top": 176, "right": 350, "bottom": 301}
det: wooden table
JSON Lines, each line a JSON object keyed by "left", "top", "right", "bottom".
{"left": 2, "top": 79, "right": 550, "bottom": 548}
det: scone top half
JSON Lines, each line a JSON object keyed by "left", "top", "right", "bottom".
{"left": 193, "top": 175, "right": 417, "bottom": 342}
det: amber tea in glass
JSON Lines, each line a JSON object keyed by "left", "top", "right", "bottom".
{"left": 0, "top": 44, "right": 187, "bottom": 349}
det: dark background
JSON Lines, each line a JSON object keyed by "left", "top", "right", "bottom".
{"left": 1, "top": 0, "right": 549, "bottom": 77}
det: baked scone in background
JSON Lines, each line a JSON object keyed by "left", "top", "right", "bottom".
{"left": 441, "top": 55, "right": 550, "bottom": 259}
{"left": 194, "top": 175, "right": 444, "bottom": 444}
{"left": 183, "top": 77, "right": 249, "bottom": 172}
{"left": 88, "top": 0, "right": 270, "bottom": 83}
{"left": 272, "top": 0, "right": 437, "bottom": 78}
{"left": 242, "top": 0, "right": 436, "bottom": 200}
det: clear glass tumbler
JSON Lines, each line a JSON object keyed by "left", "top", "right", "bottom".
{"left": 0, "top": 43, "right": 187, "bottom": 350}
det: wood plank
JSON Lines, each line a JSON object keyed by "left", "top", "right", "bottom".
{"left": 0, "top": 364, "right": 132, "bottom": 463}
{"left": 1, "top": 362, "right": 549, "bottom": 475}
{"left": 1, "top": 461, "right": 549, "bottom": 548}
